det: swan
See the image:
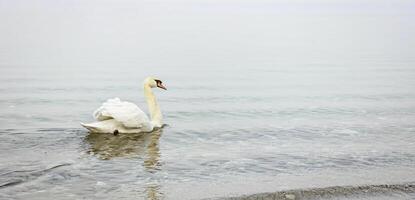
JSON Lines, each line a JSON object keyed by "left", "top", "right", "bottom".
{"left": 81, "top": 77, "right": 166, "bottom": 134}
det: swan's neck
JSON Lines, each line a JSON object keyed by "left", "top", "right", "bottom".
{"left": 144, "top": 85, "right": 163, "bottom": 128}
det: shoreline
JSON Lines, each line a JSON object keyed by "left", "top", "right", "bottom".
{"left": 215, "top": 183, "right": 415, "bottom": 200}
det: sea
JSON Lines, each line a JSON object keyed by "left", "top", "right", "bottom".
{"left": 0, "top": 62, "right": 414, "bottom": 199}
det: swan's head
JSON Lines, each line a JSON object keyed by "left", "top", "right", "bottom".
{"left": 144, "top": 77, "right": 167, "bottom": 90}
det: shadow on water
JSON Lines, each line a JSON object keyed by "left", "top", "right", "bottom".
{"left": 84, "top": 129, "right": 164, "bottom": 200}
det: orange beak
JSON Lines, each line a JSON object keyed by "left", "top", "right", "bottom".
{"left": 157, "top": 82, "right": 167, "bottom": 90}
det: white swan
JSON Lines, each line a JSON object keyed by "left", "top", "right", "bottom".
{"left": 81, "top": 77, "right": 166, "bottom": 134}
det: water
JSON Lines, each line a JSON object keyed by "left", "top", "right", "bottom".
{"left": 0, "top": 62, "right": 414, "bottom": 199}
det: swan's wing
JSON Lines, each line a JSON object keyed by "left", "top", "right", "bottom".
{"left": 93, "top": 98, "right": 150, "bottom": 129}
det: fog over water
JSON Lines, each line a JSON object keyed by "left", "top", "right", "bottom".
{"left": 0, "top": 0, "right": 415, "bottom": 199}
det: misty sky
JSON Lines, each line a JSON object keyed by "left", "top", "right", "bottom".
{"left": 0, "top": 0, "right": 414, "bottom": 68}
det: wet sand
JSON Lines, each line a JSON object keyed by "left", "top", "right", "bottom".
{"left": 216, "top": 183, "right": 415, "bottom": 200}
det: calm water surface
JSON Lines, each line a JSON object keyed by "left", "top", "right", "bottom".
{"left": 0, "top": 63, "right": 415, "bottom": 199}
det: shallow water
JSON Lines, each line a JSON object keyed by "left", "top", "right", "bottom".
{"left": 1, "top": 61, "right": 415, "bottom": 199}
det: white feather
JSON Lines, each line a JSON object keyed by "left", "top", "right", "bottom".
{"left": 93, "top": 98, "right": 150, "bottom": 129}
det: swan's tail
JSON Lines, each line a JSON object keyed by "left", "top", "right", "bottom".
{"left": 80, "top": 122, "right": 99, "bottom": 133}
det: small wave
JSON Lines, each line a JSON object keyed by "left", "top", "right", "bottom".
{"left": 0, "top": 163, "right": 71, "bottom": 189}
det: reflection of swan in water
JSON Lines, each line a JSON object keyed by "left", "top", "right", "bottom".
{"left": 146, "top": 184, "right": 163, "bottom": 200}
{"left": 85, "top": 129, "right": 163, "bottom": 162}
{"left": 84, "top": 129, "right": 164, "bottom": 199}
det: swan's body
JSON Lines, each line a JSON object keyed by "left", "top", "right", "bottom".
{"left": 81, "top": 77, "right": 166, "bottom": 134}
